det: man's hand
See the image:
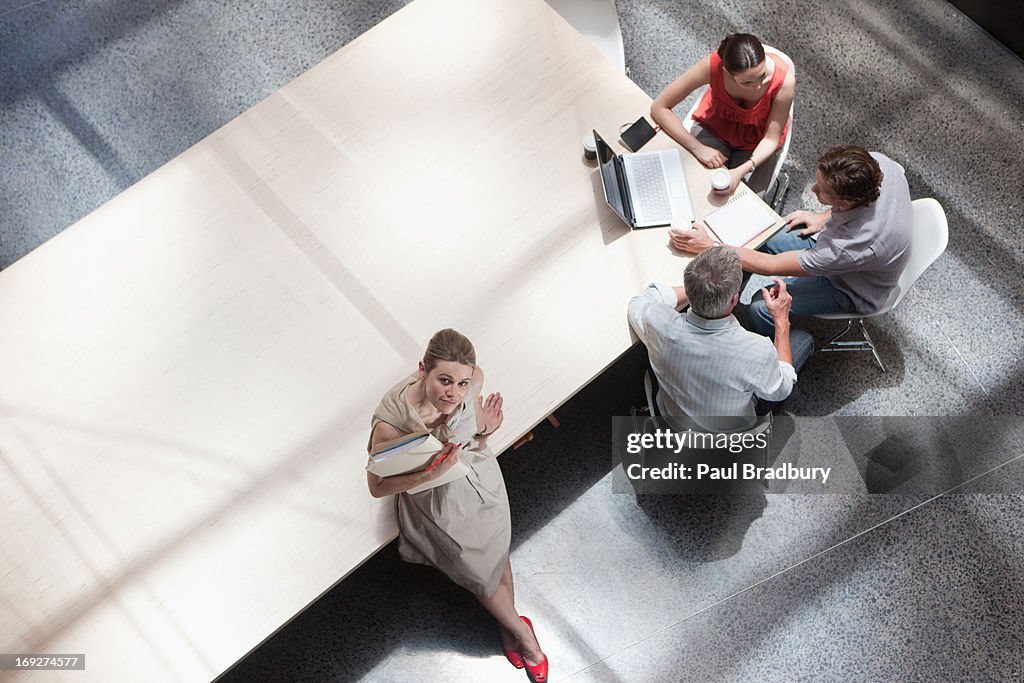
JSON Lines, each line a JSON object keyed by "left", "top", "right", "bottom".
{"left": 692, "top": 144, "right": 727, "bottom": 168}
{"left": 669, "top": 220, "right": 715, "bottom": 254}
{"left": 784, "top": 209, "right": 829, "bottom": 237}
{"left": 762, "top": 278, "right": 793, "bottom": 326}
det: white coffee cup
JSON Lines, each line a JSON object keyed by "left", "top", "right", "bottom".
{"left": 669, "top": 217, "right": 692, "bottom": 234}
{"left": 582, "top": 132, "right": 597, "bottom": 159}
{"left": 710, "top": 168, "right": 731, "bottom": 190}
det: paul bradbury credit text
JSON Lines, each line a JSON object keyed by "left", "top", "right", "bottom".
{"left": 613, "top": 416, "right": 1023, "bottom": 495}
{"left": 624, "top": 462, "right": 832, "bottom": 484}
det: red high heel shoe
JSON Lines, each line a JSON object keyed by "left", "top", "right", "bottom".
{"left": 504, "top": 644, "right": 525, "bottom": 669}
{"left": 520, "top": 616, "right": 548, "bottom": 683}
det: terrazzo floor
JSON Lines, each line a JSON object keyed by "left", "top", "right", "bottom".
{"left": 3, "top": 0, "right": 1023, "bottom": 681}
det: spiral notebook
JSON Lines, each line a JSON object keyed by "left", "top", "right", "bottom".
{"left": 703, "top": 189, "right": 777, "bottom": 247}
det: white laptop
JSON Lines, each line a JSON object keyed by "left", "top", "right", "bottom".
{"left": 593, "top": 129, "right": 694, "bottom": 228}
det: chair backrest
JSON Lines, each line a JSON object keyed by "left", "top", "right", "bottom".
{"left": 643, "top": 368, "right": 660, "bottom": 417}
{"left": 642, "top": 369, "right": 772, "bottom": 440}
{"left": 763, "top": 49, "right": 794, "bottom": 193}
{"left": 545, "top": 0, "right": 625, "bottom": 73}
{"left": 884, "top": 198, "right": 949, "bottom": 312}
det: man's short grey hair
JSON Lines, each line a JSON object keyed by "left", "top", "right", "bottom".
{"left": 683, "top": 246, "right": 742, "bottom": 318}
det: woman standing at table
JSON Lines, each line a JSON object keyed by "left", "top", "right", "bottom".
{"left": 367, "top": 328, "right": 548, "bottom": 682}
{"left": 651, "top": 33, "right": 795, "bottom": 197}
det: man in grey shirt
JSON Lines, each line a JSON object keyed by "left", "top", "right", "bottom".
{"left": 628, "top": 247, "right": 814, "bottom": 431}
{"left": 671, "top": 145, "right": 913, "bottom": 336}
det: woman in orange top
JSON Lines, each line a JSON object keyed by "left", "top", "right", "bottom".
{"left": 651, "top": 34, "right": 795, "bottom": 197}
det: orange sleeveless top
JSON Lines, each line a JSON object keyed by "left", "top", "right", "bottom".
{"left": 692, "top": 51, "right": 789, "bottom": 151}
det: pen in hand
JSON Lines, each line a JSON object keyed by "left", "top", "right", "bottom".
{"left": 424, "top": 442, "right": 461, "bottom": 472}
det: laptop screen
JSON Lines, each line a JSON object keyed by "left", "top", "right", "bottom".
{"left": 594, "top": 131, "right": 629, "bottom": 224}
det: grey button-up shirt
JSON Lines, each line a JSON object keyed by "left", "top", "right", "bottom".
{"left": 799, "top": 152, "right": 913, "bottom": 313}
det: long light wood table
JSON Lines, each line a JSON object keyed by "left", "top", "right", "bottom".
{"left": 0, "top": 0, "right": 781, "bottom": 680}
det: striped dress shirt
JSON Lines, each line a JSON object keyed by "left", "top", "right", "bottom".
{"left": 628, "top": 282, "right": 796, "bottom": 431}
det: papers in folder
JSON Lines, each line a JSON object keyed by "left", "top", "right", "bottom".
{"left": 703, "top": 188, "right": 777, "bottom": 247}
{"left": 366, "top": 432, "right": 470, "bottom": 494}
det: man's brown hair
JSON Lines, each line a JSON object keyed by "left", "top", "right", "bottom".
{"left": 818, "top": 145, "right": 883, "bottom": 207}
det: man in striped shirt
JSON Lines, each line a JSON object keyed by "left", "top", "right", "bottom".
{"left": 628, "top": 246, "right": 813, "bottom": 431}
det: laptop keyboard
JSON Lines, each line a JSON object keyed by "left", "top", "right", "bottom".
{"left": 629, "top": 155, "right": 671, "bottom": 219}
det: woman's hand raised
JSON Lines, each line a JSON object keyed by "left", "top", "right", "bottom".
{"left": 475, "top": 392, "right": 504, "bottom": 437}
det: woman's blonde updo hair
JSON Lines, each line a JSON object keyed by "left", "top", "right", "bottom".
{"left": 422, "top": 328, "right": 476, "bottom": 373}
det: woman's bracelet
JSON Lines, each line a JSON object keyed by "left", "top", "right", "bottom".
{"left": 748, "top": 159, "right": 756, "bottom": 173}
{"left": 477, "top": 424, "right": 494, "bottom": 437}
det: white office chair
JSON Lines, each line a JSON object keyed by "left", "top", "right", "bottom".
{"left": 682, "top": 49, "right": 794, "bottom": 212}
{"left": 545, "top": 0, "right": 625, "bottom": 73}
{"left": 816, "top": 198, "right": 949, "bottom": 372}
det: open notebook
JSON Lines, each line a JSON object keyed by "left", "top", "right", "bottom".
{"left": 703, "top": 187, "right": 778, "bottom": 247}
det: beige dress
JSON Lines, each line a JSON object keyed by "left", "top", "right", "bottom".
{"left": 370, "top": 374, "right": 511, "bottom": 596}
